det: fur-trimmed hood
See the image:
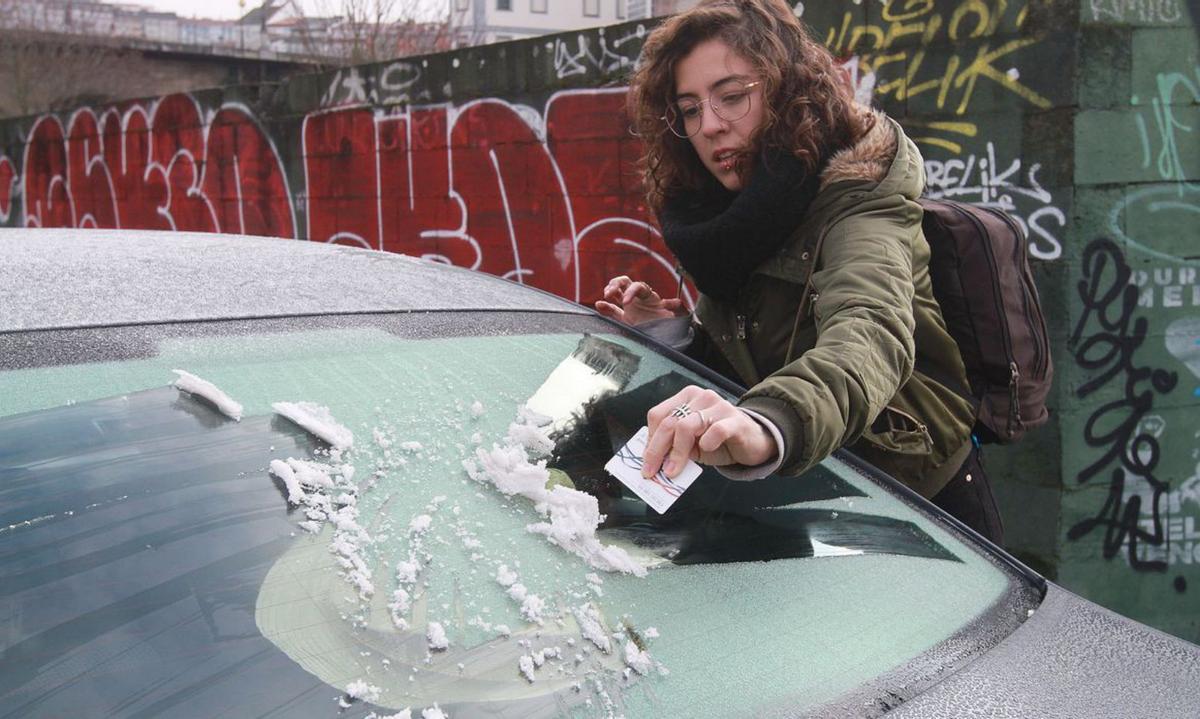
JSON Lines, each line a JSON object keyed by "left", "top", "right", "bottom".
{"left": 818, "top": 109, "right": 913, "bottom": 191}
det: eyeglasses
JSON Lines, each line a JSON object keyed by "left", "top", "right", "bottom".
{"left": 662, "top": 80, "right": 761, "bottom": 138}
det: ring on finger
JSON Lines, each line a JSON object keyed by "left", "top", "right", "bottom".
{"left": 695, "top": 408, "right": 712, "bottom": 429}
{"left": 671, "top": 403, "right": 692, "bottom": 419}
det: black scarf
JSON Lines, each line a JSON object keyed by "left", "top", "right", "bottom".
{"left": 659, "top": 150, "right": 821, "bottom": 303}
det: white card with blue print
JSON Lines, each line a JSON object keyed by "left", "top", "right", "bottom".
{"left": 605, "top": 425, "right": 703, "bottom": 514}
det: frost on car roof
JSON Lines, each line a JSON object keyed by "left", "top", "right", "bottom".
{"left": 0, "top": 229, "right": 588, "bottom": 332}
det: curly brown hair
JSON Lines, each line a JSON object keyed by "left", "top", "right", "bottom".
{"left": 631, "top": 0, "right": 873, "bottom": 212}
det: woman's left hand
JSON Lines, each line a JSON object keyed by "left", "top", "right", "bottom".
{"left": 642, "top": 386, "right": 776, "bottom": 479}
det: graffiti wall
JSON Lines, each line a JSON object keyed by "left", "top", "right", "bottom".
{"left": 0, "top": 0, "right": 1197, "bottom": 642}
{"left": 1063, "top": 0, "right": 1199, "bottom": 641}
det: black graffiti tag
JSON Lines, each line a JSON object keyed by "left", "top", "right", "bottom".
{"left": 1067, "top": 238, "right": 1177, "bottom": 571}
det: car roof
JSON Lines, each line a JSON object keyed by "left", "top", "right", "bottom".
{"left": 0, "top": 229, "right": 589, "bottom": 332}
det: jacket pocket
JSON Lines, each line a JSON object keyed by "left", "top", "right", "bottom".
{"left": 860, "top": 405, "right": 934, "bottom": 455}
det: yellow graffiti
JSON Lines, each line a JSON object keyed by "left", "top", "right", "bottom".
{"left": 826, "top": 0, "right": 1052, "bottom": 118}
{"left": 905, "top": 119, "right": 978, "bottom": 154}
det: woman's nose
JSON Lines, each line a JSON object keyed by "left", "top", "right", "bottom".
{"left": 699, "top": 103, "right": 727, "bottom": 137}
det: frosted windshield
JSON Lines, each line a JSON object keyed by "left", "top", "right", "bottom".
{"left": 0, "top": 321, "right": 1021, "bottom": 719}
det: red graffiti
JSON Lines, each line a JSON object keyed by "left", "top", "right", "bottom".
{"left": 22, "top": 94, "right": 294, "bottom": 238}
{"left": 0, "top": 155, "right": 14, "bottom": 223}
{"left": 303, "top": 90, "right": 686, "bottom": 305}
{"left": 14, "top": 88, "right": 687, "bottom": 308}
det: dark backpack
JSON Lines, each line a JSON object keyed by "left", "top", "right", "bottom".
{"left": 917, "top": 198, "right": 1053, "bottom": 444}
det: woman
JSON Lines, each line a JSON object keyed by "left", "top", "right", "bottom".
{"left": 597, "top": 0, "right": 1004, "bottom": 542}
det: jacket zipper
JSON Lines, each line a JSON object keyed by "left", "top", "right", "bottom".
{"left": 883, "top": 405, "right": 934, "bottom": 452}
{"left": 1008, "top": 361, "right": 1022, "bottom": 438}
{"left": 988, "top": 207, "right": 1050, "bottom": 380}
{"left": 736, "top": 314, "right": 747, "bottom": 340}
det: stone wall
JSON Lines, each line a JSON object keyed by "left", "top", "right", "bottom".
{"left": 1, "top": 0, "right": 1197, "bottom": 643}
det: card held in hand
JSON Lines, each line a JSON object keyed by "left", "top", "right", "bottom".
{"left": 604, "top": 426, "right": 703, "bottom": 514}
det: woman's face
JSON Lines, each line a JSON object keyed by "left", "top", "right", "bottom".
{"left": 672, "top": 38, "right": 766, "bottom": 192}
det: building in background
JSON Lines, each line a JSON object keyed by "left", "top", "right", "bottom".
{"left": 447, "top": 0, "right": 699, "bottom": 47}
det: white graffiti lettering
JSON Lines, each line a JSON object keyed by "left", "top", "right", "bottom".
{"left": 1089, "top": 0, "right": 1183, "bottom": 23}
{"left": 323, "top": 67, "right": 370, "bottom": 107}
{"left": 322, "top": 62, "right": 427, "bottom": 108}
{"left": 379, "top": 62, "right": 423, "bottom": 105}
{"left": 924, "top": 142, "right": 1065, "bottom": 260}
{"left": 551, "top": 27, "right": 643, "bottom": 80}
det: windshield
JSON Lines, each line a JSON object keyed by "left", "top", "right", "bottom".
{"left": 0, "top": 313, "right": 1038, "bottom": 719}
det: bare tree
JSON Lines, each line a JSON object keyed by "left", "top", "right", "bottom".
{"left": 275, "top": 0, "right": 463, "bottom": 66}
{"left": 0, "top": 26, "right": 156, "bottom": 118}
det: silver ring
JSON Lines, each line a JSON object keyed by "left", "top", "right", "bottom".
{"left": 671, "top": 403, "right": 692, "bottom": 419}
{"left": 696, "top": 409, "right": 711, "bottom": 429}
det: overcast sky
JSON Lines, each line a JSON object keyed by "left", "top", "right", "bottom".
{"left": 125, "top": 0, "right": 444, "bottom": 21}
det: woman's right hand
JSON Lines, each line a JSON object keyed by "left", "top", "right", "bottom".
{"left": 594, "top": 276, "right": 686, "bottom": 325}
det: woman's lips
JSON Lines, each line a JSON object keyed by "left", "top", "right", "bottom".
{"left": 713, "top": 149, "right": 742, "bottom": 172}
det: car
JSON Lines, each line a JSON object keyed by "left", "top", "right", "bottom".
{"left": 2, "top": 229, "right": 1198, "bottom": 719}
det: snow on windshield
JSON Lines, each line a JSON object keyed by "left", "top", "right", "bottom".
{"left": 172, "top": 369, "right": 243, "bottom": 420}
{"left": 273, "top": 401, "right": 354, "bottom": 450}
{"left": 257, "top": 395, "right": 664, "bottom": 717}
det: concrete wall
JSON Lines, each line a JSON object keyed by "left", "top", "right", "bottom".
{"left": 1, "top": 0, "right": 1197, "bottom": 643}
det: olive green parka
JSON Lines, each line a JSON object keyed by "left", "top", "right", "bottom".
{"left": 692, "top": 112, "right": 975, "bottom": 498}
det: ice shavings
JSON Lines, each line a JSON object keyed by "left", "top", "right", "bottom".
{"left": 495, "top": 564, "right": 518, "bottom": 587}
{"left": 268, "top": 456, "right": 374, "bottom": 605}
{"left": 388, "top": 501, "right": 441, "bottom": 631}
{"left": 516, "top": 645, "right": 563, "bottom": 683}
{"left": 171, "top": 370, "right": 243, "bottom": 420}
{"left": 519, "top": 593, "right": 547, "bottom": 624}
{"left": 573, "top": 603, "right": 613, "bottom": 654}
{"left": 518, "top": 654, "right": 537, "bottom": 682}
{"left": 623, "top": 640, "right": 653, "bottom": 676}
{"left": 345, "top": 679, "right": 381, "bottom": 703}
{"left": 468, "top": 405, "right": 646, "bottom": 577}
{"left": 422, "top": 706, "right": 448, "bottom": 719}
{"left": 427, "top": 622, "right": 449, "bottom": 651}
{"left": 268, "top": 460, "right": 306, "bottom": 505}
{"left": 272, "top": 401, "right": 354, "bottom": 450}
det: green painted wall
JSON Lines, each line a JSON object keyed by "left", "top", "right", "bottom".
{"left": 0, "top": 0, "right": 1197, "bottom": 642}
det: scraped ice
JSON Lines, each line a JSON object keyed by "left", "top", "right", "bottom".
{"left": 573, "top": 604, "right": 612, "bottom": 653}
{"left": 495, "top": 565, "right": 518, "bottom": 587}
{"left": 268, "top": 456, "right": 370, "bottom": 604}
{"left": 345, "top": 679, "right": 381, "bottom": 702}
{"left": 427, "top": 622, "right": 449, "bottom": 650}
{"left": 518, "top": 654, "right": 537, "bottom": 682}
{"left": 519, "top": 593, "right": 546, "bottom": 624}
{"left": 624, "top": 641, "right": 652, "bottom": 676}
{"left": 470, "top": 400, "right": 485, "bottom": 417}
{"left": 268, "top": 460, "right": 306, "bottom": 505}
{"left": 172, "top": 370, "right": 243, "bottom": 420}
{"left": 470, "top": 405, "right": 646, "bottom": 577}
{"left": 272, "top": 401, "right": 353, "bottom": 450}
{"left": 422, "top": 705, "right": 448, "bottom": 719}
